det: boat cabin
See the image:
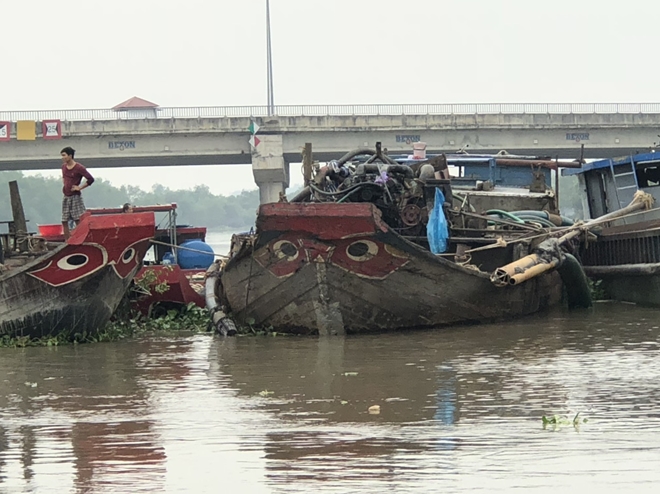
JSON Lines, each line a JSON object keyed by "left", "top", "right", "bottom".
{"left": 392, "top": 153, "right": 561, "bottom": 214}
{"left": 563, "top": 152, "right": 660, "bottom": 270}
{"left": 562, "top": 151, "right": 660, "bottom": 221}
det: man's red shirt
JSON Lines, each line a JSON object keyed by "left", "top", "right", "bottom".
{"left": 62, "top": 162, "right": 94, "bottom": 197}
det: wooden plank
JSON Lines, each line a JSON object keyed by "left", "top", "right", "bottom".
{"left": 9, "top": 181, "right": 28, "bottom": 252}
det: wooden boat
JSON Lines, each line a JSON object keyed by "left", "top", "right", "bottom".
{"left": 0, "top": 182, "right": 156, "bottom": 339}
{"left": 563, "top": 152, "right": 660, "bottom": 305}
{"left": 121, "top": 204, "right": 211, "bottom": 316}
{"left": 208, "top": 144, "right": 591, "bottom": 335}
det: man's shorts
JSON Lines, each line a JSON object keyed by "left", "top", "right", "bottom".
{"left": 62, "top": 194, "right": 86, "bottom": 222}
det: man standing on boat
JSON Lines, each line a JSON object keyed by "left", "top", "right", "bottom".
{"left": 60, "top": 146, "right": 94, "bottom": 239}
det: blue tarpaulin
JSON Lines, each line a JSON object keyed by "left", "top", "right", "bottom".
{"left": 427, "top": 188, "right": 449, "bottom": 254}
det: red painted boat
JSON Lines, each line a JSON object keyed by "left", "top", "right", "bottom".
{"left": 94, "top": 203, "right": 211, "bottom": 317}
{"left": 0, "top": 209, "right": 155, "bottom": 339}
{"left": 215, "top": 202, "right": 562, "bottom": 335}
{"left": 210, "top": 146, "right": 588, "bottom": 335}
{"left": 132, "top": 264, "right": 206, "bottom": 317}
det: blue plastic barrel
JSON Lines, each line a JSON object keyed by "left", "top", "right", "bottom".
{"left": 177, "top": 240, "right": 215, "bottom": 269}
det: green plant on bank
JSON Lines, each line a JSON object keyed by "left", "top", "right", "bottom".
{"left": 542, "top": 412, "right": 588, "bottom": 430}
{"left": 588, "top": 278, "right": 608, "bottom": 301}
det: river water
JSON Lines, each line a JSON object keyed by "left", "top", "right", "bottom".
{"left": 1, "top": 301, "right": 659, "bottom": 493}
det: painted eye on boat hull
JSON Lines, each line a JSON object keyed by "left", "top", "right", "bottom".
{"left": 273, "top": 240, "right": 299, "bottom": 261}
{"left": 122, "top": 248, "right": 136, "bottom": 264}
{"left": 346, "top": 240, "right": 378, "bottom": 261}
{"left": 56, "top": 254, "right": 89, "bottom": 270}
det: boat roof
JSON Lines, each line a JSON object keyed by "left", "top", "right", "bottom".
{"left": 563, "top": 151, "right": 660, "bottom": 176}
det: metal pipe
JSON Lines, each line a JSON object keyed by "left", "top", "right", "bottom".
{"left": 494, "top": 159, "right": 581, "bottom": 169}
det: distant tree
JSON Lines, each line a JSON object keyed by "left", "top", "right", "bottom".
{"left": 0, "top": 171, "right": 260, "bottom": 231}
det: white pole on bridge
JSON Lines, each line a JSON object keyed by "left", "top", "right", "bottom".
{"left": 266, "top": 0, "right": 275, "bottom": 116}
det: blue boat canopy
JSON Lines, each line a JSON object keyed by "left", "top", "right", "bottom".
{"left": 562, "top": 151, "right": 660, "bottom": 176}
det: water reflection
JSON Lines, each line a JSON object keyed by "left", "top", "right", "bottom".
{"left": 210, "top": 302, "right": 660, "bottom": 492}
{"left": 0, "top": 302, "right": 659, "bottom": 492}
{"left": 0, "top": 339, "right": 193, "bottom": 493}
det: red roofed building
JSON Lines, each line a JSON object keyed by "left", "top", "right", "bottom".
{"left": 112, "top": 97, "right": 159, "bottom": 118}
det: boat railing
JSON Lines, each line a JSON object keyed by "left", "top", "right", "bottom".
{"left": 88, "top": 203, "right": 178, "bottom": 215}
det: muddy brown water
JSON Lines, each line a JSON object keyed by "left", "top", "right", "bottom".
{"left": 1, "top": 302, "right": 659, "bottom": 493}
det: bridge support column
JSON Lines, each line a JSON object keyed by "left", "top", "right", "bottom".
{"left": 252, "top": 134, "right": 289, "bottom": 204}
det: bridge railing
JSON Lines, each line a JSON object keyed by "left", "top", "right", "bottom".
{"left": 3, "top": 103, "right": 660, "bottom": 121}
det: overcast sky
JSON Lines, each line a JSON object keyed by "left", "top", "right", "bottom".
{"left": 4, "top": 0, "right": 659, "bottom": 195}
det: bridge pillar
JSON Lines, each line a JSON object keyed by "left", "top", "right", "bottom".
{"left": 252, "top": 134, "right": 289, "bottom": 204}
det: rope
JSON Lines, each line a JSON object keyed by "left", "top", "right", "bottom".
{"left": 465, "top": 237, "right": 508, "bottom": 253}
{"left": 149, "top": 239, "right": 229, "bottom": 258}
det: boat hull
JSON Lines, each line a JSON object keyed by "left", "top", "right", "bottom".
{"left": 220, "top": 203, "right": 562, "bottom": 334}
{"left": 584, "top": 264, "right": 660, "bottom": 307}
{"left": 0, "top": 212, "right": 155, "bottom": 339}
{"left": 132, "top": 265, "right": 206, "bottom": 316}
{"left": 581, "top": 224, "right": 660, "bottom": 306}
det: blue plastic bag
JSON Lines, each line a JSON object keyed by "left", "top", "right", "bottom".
{"left": 427, "top": 188, "right": 449, "bottom": 254}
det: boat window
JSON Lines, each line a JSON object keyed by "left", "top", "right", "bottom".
{"left": 636, "top": 164, "right": 660, "bottom": 188}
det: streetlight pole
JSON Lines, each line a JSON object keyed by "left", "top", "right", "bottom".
{"left": 266, "top": 0, "right": 275, "bottom": 116}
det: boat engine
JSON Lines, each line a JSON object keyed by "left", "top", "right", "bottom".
{"left": 302, "top": 145, "right": 450, "bottom": 238}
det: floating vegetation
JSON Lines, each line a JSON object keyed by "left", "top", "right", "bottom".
{"left": 588, "top": 279, "right": 608, "bottom": 301}
{"left": 542, "top": 412, "right": 588, "bottom": 429}
{"left": 0, "top": 303, "right": 212, "bottom": 348}
{"left": 0, "top": 301, "right": 290, "bottom": 348}
{"left": 132, "top": 267, "right": 173, "bottom": 296}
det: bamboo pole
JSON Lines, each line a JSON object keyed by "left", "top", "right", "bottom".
{"left": 490, "top": 252, "right": 559, "bottom": 286}
{"left": 490, "top": 190, "right": 655, "bottom": 287}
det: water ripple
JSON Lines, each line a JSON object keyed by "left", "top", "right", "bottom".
{"left": 1, "top": 304, "right": 660, "bottom": 492}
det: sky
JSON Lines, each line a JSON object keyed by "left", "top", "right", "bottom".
{"left": 3, "top": 0, "right": 660, "bottom": 195}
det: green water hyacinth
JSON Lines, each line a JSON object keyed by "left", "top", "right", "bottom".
{"left": 542, "top": 412, "right": 588, "bottom": 429}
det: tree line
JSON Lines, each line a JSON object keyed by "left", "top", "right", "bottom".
{"left": 0, "top": 170, "right": 585, "bottom": 234}
{"left": 0, "top": 171, "right": 260, "bottom": 231}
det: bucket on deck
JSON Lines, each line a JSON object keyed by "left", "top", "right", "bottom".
{"left": 412, "top": 142, "right": 427, "bottom": 160}
{"left": 38, "top": 224, "right": 64, "bottom": 236}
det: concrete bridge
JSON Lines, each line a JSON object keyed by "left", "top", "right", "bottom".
{"left": 3, "top": 103, "right": 660, "bottom": 202}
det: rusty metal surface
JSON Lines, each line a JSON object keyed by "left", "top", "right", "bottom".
{"left": 582, "top": 231, "right": 660, "bottom": 266}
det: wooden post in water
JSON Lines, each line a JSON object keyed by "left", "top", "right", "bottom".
{"left": 302, "top": 142, "right": 313, "bottom": 185}
{"left": 9, "top": 181, "right": 28, "bottom": 252}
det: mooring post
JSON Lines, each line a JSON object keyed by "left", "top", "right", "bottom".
{"left": 9, "top": 181, "right": 28, "bottom": 252}
{"left": 303, "top": 142, "right": 313, "bottom": 185}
